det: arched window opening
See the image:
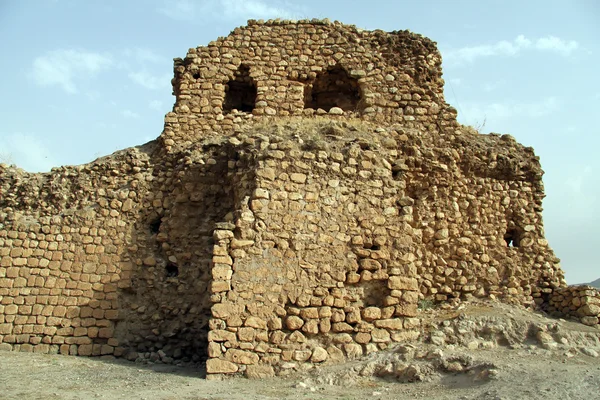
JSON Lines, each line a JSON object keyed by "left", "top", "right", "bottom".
{"left": 504, "top": 228, "right": 521, "bottom": 247}
{"left": 223, "top": 65, "right": 256, "bottom": 114}
{"left": 305, "top": 65, "right": 361, "bottom": 112}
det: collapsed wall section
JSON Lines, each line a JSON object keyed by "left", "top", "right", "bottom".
{"left": 0, "top": 144, "right": 235, "bottom": 362}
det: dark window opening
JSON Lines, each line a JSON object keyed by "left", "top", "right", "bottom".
{"left": 504, "top": 228, "right": 521, "bottom": 247}
{"left": 149, "top": 217, "right": 162, "bottom": 234}
{"left": 166, "top": 263, "right": 179, "bottom": 277}
{"left": 305, "top": 65, "right": 361, "bottom": 112}
{"left": 223, "top": 65, "right": 257, "bottom": 114}
{"left": 192, "top": 72, "right": 200, "bottom": 79}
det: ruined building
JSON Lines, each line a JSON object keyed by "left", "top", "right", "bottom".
{"left": 1, "top": 19, "right": 598, "bottom": 378}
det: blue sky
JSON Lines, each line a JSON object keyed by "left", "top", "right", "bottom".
{"left": 0, "top": 0, "right": 598, "bottom": 283}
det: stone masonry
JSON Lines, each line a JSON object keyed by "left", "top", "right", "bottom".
{"left": 1, "top": 19, "right": 595, "bottom": 378}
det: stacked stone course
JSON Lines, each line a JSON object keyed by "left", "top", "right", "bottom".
{"left": 162, "top": 18, "right": 458, "bottom": 152}
{"left": 0, "top": 19, "right": 581, "bottom": 378}
{"left": 547, "top": 286, "right": 600, "bottom": 326}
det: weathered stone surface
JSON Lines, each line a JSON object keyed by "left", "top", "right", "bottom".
{"left": 388, "top": 277, "right": 419, "bottom": 291}
{"left": 206, "top": 359, "right": 239, "bottom": 374}
{"left": 245, "top": 365, "right": 275, "bottom": 379}
{"left": 286, "top": 316, "right": 305, "bottom": 330}
{"left": 226, "top": 349, "right": 259, "bottom": 365}
{"left": 0, "top": 19, "right": 576, "bottom": 379}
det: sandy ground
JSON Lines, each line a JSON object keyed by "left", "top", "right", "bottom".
{"left": 1, "top": 348, "right": 599, "bottom": 400}
{"left": 2, "top": 302, "right": 600, "bottom": 400}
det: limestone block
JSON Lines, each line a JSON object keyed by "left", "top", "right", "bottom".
{"left": 579, "top": 304, "right": 600, "bottom": 316}
{"left": 286, "top": 315, "right": 304, "bottom": 330}
{"left": 361, "top": 307, "right": 381, "bottom": 322}
{"left": 226, "top": 349, "right": 259, "bottom": 365}
{"left": 245, "top": 316, "right": 267, "bottom": 329}
{"left": 293, "top": 349, "right": 312, "bottom": 361}
{"left": 311, "top": 346, "right": 328, "bottom": 362}
{"left": 208, "top": 329, "right": 236, "bottom": 342}
{"left": 374, "top": 319, "right": 403, "bottom": 330}
{"left": 245, "top": 365, "right": 275, "bottom": 379}
{"left": 289, "top": 173, "right": 307, "bottom": 183}
{"left": 206, "top": 358, "right": 239, "bottom": 374}
{"left": 371, "top": 329, "right": 391, "bottom": 343}
{"left": 212, "top": 303, "right": 240, "bottom": 319}
{"left": 388, "top": 276, "right": 418, "bottom": 291}
{"left": 301, "top": 319, "right": 319, "bottom": 334}
{"left": 300, "top": 308, "right": 319, "bottom": 319}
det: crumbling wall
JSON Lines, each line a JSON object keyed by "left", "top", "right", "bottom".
{"left": 547, "top": 286, "right": 600, "bottom": 326}
{"left": 161, "top": 18, "right": 459, "bottom": 152}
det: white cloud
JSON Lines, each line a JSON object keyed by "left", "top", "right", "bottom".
{"left": 221, "top": 0, "right": 291, "bottom": 19}
{"left": 0, "top": 133, "right": 57, "bottom": 172}
{"left": 32, "top": 49, "right": 114, "bottom": 93}
{"left": 157, "top": 0, "right": 295, "bottom": 21}
{"left": 121, "top": 110, "right": 140, "bottom": 119}
{"left": 535, "top": 36, "right": 579, "bottom": 55}
{"left": 123, "top": 48, "right": 164, "bottom": 64}
{"left": 459, "top": 96, "right": 559, "bottom": 124}
{"left": 128, "top": 70, "right": 171, "bottom": 90}
{"left": 443, "top": 35, "right": 579, "bottom": 66}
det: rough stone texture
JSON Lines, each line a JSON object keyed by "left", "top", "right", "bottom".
{"left": 0, "top": 19, "right": 575, "bottom": 377}
{"left": 546, "top": 285, "right": 600, "bottom": 325}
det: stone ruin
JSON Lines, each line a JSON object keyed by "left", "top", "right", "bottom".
{"left": 1, "top": 19, "right": 599, "bottom": 378}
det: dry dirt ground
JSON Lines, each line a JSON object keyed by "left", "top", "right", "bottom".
{"left": 2, "top": 302, "right": 600, "bottom": 400}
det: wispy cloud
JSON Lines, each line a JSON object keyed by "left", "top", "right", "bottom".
{"left": 221, "top": 0, "right": 291, "bottom": 19}
{"left": 0, "top": 133, "right": 57, "bottom": 172}
{"left": 443, "top": 35, "right": 579, "bottom": 66}
{"left": 157, "top": 0, "right": 296, "bottom": 21}
{"left": 459, "top": 96, "right": 559, "bottom": 124}
{"left": 32, "top": 49, "right": 114, "bottom": 93}
{"left": 128, "top": 70, "right": 171, "bottom": 90}
{"left": 123, "top": 48, "right": 163, "bottom": 64}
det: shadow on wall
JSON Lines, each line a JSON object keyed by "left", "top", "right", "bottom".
{"left": 111, "top": 149, "right": 236, "bottom": 363}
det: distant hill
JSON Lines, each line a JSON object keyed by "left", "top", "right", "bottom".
{"left": 588, "top": 278, "right": 600, "bottom": 288}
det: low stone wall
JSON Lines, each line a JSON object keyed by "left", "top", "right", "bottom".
{"left": 547, "top": 286, "right": 600, "bottom": 326}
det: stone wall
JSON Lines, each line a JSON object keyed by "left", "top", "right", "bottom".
{"left": 161, "top": 18, "right": 459, "bottom": 152}
{"left": 0, "top": 19, "right": 578, "bottom": 378}
{"left": 547, "top": 286, "right": 600, "bottom": 326}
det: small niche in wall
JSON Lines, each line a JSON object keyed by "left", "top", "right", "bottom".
{"left": 223, "top": 65, "right": 257, "bottom": 114}
{"left": 504, "top": 228, "right": 521, "bottom": 247}
{"left": 305, "top": 65, "right": 361, "bottom": 112}
{"left": 149, "top": 217, "right": 162, "bottom": 234}
{"left": 166, "top": 262, "right": 179, "bottom": 278}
